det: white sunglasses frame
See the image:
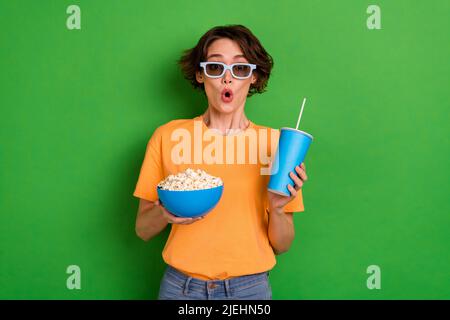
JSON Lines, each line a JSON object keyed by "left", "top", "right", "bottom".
{"left": 199, "top": 62, "right": 257, "bottom": 80}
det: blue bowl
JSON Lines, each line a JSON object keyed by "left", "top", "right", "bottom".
{"left": 156, "top": 185, "right": 224, "bottom": 218}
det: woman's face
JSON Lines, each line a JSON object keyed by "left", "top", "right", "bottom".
{"left": 196, "top": 38, "right": 257, "bottom": 114}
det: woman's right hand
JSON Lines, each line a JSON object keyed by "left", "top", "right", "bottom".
{"left": 155, "top": 200, "right": 204, "bottom": 225}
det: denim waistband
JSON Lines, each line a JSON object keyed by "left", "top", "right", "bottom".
{"left": 165, "top": 265, "right": 269, "bottom": 295}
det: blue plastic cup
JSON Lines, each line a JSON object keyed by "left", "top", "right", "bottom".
{"left": 267, "top": 128, "right": 313, "bottom": 196}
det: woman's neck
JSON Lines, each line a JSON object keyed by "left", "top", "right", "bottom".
{"left": 202, "top": 107, "right": 250, "bottom": 135}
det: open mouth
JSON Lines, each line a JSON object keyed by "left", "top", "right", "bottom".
{"left": 221, "top": 88, "right": 233, "bottom": 103}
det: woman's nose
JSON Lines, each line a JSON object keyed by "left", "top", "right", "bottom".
{"left": 222, "top": 70, "right": 232, "bottom": 84}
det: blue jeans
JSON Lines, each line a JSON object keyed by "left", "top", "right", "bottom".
{"left": 158, "top": 265, "right": 272, "bottom": 300}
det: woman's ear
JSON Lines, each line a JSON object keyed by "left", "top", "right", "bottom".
{"left": 196, "top": 71, "right": 204, "bottom": 84}
{"left": 251, "top": 74, "right": 257, "bottom": 84}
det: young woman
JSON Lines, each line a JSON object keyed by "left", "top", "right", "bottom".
{"left": 133, "top": 25, "right": 308, "bottom": 300}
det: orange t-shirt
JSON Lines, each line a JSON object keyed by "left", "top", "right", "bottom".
{"left": 133, "top": 115, "right": 304, "bottom": 280}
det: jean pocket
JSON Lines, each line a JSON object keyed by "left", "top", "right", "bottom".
{"left": 233, "top": 279, "right": 271, "bottom": 300}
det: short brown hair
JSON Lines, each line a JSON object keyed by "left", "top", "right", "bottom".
{"left": 178, "top": 25, "right": 274, "bottom": 97}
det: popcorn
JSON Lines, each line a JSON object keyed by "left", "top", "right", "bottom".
{"left": 157, "top": 168, "right": 223, "bottom": 191}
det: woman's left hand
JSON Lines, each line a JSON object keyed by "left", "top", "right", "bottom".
{"left": 267, "top": 162, "right": 308, "bottom": 212}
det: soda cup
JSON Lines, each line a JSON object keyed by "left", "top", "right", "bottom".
{"left": 268, "top": 128, "right": 313, "bottom": 196}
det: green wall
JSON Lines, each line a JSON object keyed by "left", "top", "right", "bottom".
{"left": 1, "top": 0, "right": 449, "bottom": 299}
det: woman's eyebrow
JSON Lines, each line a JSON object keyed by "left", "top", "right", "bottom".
{"left": 206, "top": 54, "right": 246, "bottom": 60}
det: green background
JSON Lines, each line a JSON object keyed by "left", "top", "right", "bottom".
{"left": 1, "top": 0, "right": 449, "bottom": 299}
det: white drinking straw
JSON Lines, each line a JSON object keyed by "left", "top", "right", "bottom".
{"left": 295, "top": 98, "right": 307, "bottom": 130}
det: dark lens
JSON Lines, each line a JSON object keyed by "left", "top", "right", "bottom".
{"left": 205, "top": 63, "right": 224, "bottom": 76}
{"left": 233, "top": 64, "right": 251, "bottom": 77}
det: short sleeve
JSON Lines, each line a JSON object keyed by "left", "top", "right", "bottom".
{"left": 283, "top": 188, "right": 305, "bottom": 213}
{"left": 133, "top": 127, "right": 165, "bottom": 202}
{"left": 265, "top": 188, "right": 305, "bottom": 213}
